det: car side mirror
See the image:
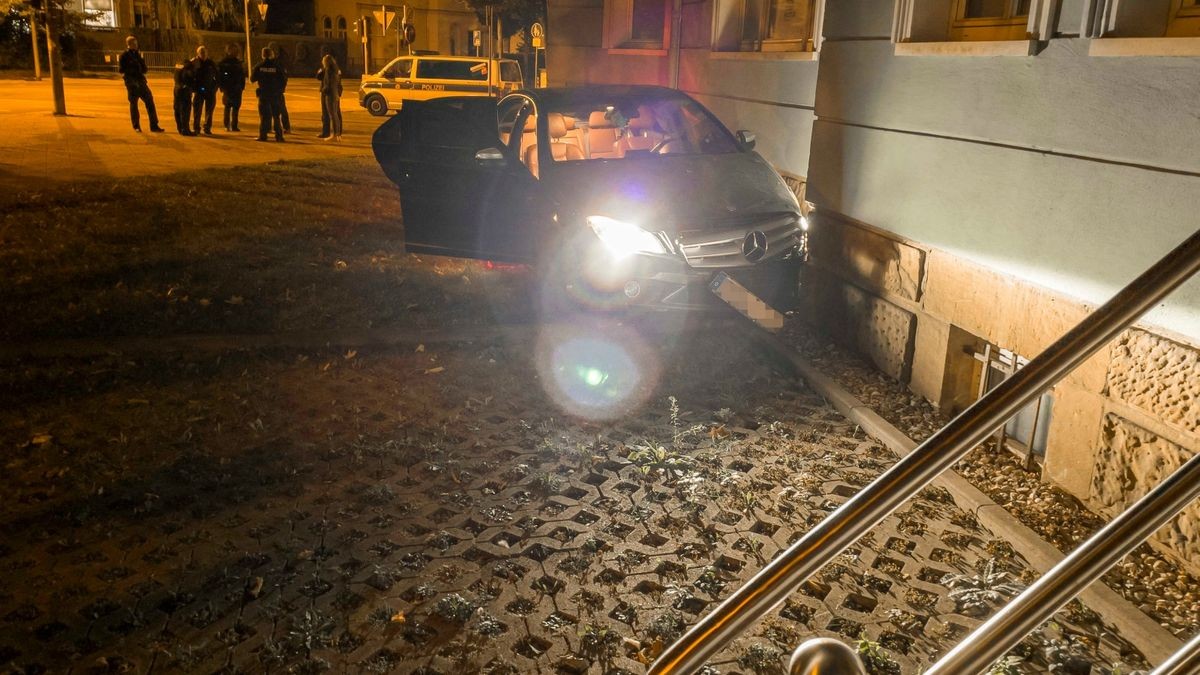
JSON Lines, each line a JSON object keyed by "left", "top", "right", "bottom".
{"left": 736, "top": 130, "right": 756, "bottom": 150}
{"left": 474, "top": 147, "right": 506, "bottom": 166}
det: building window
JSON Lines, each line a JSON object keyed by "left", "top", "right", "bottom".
{"left": 603, "top": 0, "right": 670, "bottom": 50}
{"left": 80, "top": 0, "right": 117, "bottom": 29}
{"left": 949, "top": 0, "right": 1031, "bottom": 41}
{"left": 322, "top": 16, "right": 333, "bottom": 38}
{"left": 336, "top": 16, "right": 348, "bottom": 39}
{"left": 894, "top": 0, "right": 1052, "bottom": 45}
{"left": 972, "top": 344, "right": 1054, "bottom": 466}
{"left": 133, "top": 0, "right": 150, "bottom": 28}
{"left": 714, "top": 0, "right": 818, "bottom": 52}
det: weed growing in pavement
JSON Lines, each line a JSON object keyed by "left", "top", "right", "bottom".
{"left": 988, "top": 655, "right": 1024, "bottom": 675}
{"left": 531, "top": 471, "right": 563, "bottom": 495}
{"left": 288, "top": 609, "right": 336, "bottom": 657}
{"left": 942, "top": 559, "right": 1025, "bottom": 617}
{"left": 665, "top": 583, "right": 696, "bottom": 610}
{"left": 856, "top": 633, "right": 901, "bottom": 674}
{"left": 578, "top": 623, "right": 621, "bottom": 662}
{"left": 629, "top": 441, "right": 694, "bottom": 484}
{"left": 571, "top": 589, "right": 606, "bottom": 616}
{"left": 647, "top": 611, "right": 686, "bottom": 642}
{"left": 433, "top": 593, "right": 477, "bottom": 624}
{"left": 737, "top": 643, "right": 784, "bottom": 674}
{"left": 472, "top": 612, "right": 506, "bottom": 638}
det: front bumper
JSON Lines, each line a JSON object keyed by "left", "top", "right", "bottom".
{"left": 571, "top": 234, "right": 804, "bottom": 311}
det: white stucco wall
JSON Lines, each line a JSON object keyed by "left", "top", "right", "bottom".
{"left": 808, "top": 3, "right": 1200, "bottom": 341}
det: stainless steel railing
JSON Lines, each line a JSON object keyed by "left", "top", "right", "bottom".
{"left": 1151, "top": 631, "right": 1200, "bottom": 675}
{"left": 650, "top": 228, "right": 1200, "bottom": 674}
{"left": 788, "top": 638, "right": 866, "bottom": 674}
{"left": 927, "top": 450, "right": 1200, "bottom": 673}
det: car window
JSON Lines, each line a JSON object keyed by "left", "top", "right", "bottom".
{"left": 417, "top": 99, "right": 495, "bottom": 149}
{"left": 499, "top": 61, "right": 522, "bottom": 83}
{"left": 497, "top": 97, "right": 530, "bottom": 152}
{"left": 387, "top": 58, "right": 413, "bottom": 79}
{"left": 550, "top": 94, "right": 738, "bottom": 162}
{"left": 415, "top": 59, "right": 488, "bottom": 81}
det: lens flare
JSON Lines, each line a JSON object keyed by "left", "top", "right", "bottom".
{"left": 535, "top": 318, "right": 661, "bottom": 421}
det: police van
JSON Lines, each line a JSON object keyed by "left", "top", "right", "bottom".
{"left": 359, "top": 55, "right": 524, "bottom": 116}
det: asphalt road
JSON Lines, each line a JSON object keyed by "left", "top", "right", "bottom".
{"left": 0, "top": 73, "right": 381, "bottom": 192}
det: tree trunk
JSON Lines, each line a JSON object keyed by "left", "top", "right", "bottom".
{"left": 46, "top": 1, "right": 66, "bottom": 115}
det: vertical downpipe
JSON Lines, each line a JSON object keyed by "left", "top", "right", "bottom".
{"left": 668, "top": 0, "right": 683, "bottom": 88}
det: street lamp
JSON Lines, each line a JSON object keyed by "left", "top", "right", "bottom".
{"left": 244, "top": 0, "right": 268, "bottom": 67}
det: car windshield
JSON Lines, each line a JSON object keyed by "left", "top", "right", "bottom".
{"left": 546, "top": 94, "right": 739, "bottom": 162}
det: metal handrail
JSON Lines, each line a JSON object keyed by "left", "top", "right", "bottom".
{"left": 927, "top": 450, "right": 1200, "bottom": 673}
{"left": 788, "top": 638, "right": 866, "bottom": 674}
{"left": 650, "top": 228, "right": 1200, "bottom": 674}
{"left": 1151, "top": 631, "right": 1200, "bottom": 675}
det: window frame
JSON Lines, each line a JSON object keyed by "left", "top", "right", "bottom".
{"left": 603, "top": 0, "right": 671, "bottom": 53}
{"left": 322, "top": 16, "right": 333, "bottom": 39}
{"left": 948, "top": 0, "right": 1032, "bottom": 41}
{"left": 336, "top": 16, "right": 348, "bottom": 39}
{"left": 80, "top": 0, "right": 118, "bottom": 29}
{"left": 713, "top": 0, "right": 822, "bottom": 54}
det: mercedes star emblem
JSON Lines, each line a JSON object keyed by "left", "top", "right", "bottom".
{"left": 742, "top": 230, "right": 768, "bottom": 262}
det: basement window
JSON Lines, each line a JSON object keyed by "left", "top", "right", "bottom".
{"left": 712, "top": 0, "right": 821, "bottom": 54}
{"left": 972, "top": 344, "right": 1054, "bottom": 467}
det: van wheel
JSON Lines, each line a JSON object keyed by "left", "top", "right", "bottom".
{"left": 364, "top": 95, "right": 388, "bottom": 117}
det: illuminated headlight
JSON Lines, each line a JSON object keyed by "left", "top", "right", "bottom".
{"left": 586, "top": 216, "right": 667, "bottom": 258}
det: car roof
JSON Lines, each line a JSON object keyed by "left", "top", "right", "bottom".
{"left": 508, "top": 85, "right": 689, "bottom": 109}
{"left": 388, "top": 55, "right": 517, "bottom": 63}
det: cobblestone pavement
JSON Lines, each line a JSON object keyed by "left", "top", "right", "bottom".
{"left": 0, "top": 315, "right": 1148, "bottom": 674}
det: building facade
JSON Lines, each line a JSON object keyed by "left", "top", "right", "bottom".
{"left": 312, "top": 0, "right": 483, "bottom": 74}
{"left": 547, "top": 0, "right": 1200, "bottom": 573}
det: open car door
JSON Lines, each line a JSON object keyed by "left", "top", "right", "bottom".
{"left": 372, "top": 96, "right": 543, "bottom": 262}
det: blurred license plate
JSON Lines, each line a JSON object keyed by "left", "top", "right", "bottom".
{"left": 709, "top": 272, "right": 784, "bottom": 332}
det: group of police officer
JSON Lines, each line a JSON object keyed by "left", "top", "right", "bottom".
{"left": 120, "top": 36, "right": 294, "bottom": 143}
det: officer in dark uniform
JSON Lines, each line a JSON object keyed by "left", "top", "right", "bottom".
{"left": 267, "top": 42, "right": 291, "bottom": 133}
{"left": 250, "top": 47, "right": 286, "bottom": 142}
{"left": 171, "top": 57, "right": 195, "bottom": 135}
{"left": 117, "top": 36, "right": 163, "bottom": 133}
{"left": 217, "top": 44, "right": 246, "bottom": 132}
{"left": 190, "top": 46, "right": 220, "bottom": 135}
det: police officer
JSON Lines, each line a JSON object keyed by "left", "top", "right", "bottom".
{"left": 267, "top": 42, "right": 291, "bottom": 133}
{"left": 217, "top": 44, "right": 246, "bottom": 132}
{"left": 190, "top": 46, "right": 219, "bottom": 135}
{"left": 251, "top": 47, "right": 286, "bottom": 142}
{"left": 117, "top": 36, "right": 163, "bottom": 133}
{"left": 171, "top": 57, "right": 195, "bottom": 135}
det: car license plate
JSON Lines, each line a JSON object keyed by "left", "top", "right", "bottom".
{"left": 709, "top": 272, "right": 784, "bottom": 332}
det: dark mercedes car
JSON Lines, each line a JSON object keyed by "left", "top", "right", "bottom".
{"left": 372, "top": 85, "right": 809, "bottom": 310}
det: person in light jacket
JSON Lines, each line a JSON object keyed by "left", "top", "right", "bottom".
{"left": 316, "top": 54, "right": 343, "bottom": 141}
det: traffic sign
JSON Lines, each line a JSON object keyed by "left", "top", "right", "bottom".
{"left": 530, "top": 22, "right": 544, "bottom": 48}
{"left": 373, "top": 8, "right": 396, "bottom": 32}
{"left": 402, "top": 23, "right": 416, "bottom": 44}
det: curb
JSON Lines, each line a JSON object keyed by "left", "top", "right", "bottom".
{"left": 746, "top": 327, "right": 1183, "bottom": 665}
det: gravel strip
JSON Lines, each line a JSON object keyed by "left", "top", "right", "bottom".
{"left": 781, "top": 320, "right": 1200, "bottom": 639}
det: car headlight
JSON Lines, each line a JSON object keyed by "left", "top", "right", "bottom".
{"left": 586, "top": 216, "right": 667, "bottom": 258}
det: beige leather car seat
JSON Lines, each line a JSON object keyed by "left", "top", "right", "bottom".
{"left": 524, "top": 113, "right": 585, "bottom": 178}
{"left": 586, "top": 110, "right": 621, "bottom": 159}
{"left": 617, "top": 105, "right": 663, "bottom": 155}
